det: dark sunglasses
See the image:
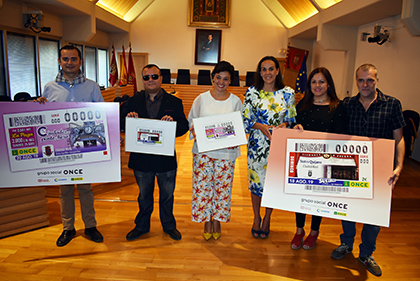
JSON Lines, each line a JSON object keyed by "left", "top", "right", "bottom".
{"left": 142, "top": 74, "right": 160, "bottom": 81}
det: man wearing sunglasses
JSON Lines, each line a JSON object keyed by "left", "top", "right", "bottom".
{"left": 121, "top": 64, "right": 189, "bottom": 241}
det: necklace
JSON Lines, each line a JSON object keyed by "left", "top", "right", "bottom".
{"left": 313, "top": 98, "right": 329, "bottom": 103}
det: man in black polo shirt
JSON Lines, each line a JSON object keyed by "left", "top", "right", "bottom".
{"left": 331, "top": 64, "right": 405, "bottom": 277}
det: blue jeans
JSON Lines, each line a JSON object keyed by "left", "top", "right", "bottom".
{"left": 340, "top": 220, "right": 381, "bottom": 257}
{"left": 133, "top": 169, "right": 177, "bottom": 232}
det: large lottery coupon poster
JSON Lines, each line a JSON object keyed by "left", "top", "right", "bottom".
{"left": 285, "top": 139, "right": 373, "bottom": 200}
{"left": 262, "top": 128, "right": 395, "bottom": 227}
{"left": 0, "top": 102, "right": 121, "bottom": 188}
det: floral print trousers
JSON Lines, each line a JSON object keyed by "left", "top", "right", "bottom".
{"left": 191, "top": 153, "right": 235, "bottom": 223}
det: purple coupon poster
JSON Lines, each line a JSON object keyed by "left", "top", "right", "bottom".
{"left": 0, "top": 102, "right": 120, "bottom": 188}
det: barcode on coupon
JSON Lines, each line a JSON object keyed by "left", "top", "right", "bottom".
{"left": 294, "top": 142, "right": 327, "bottom": 152}
{"left": 305, "top": 185, "right": 349, "bottom": 193}
{"left": 9, "top": 115, "right": 45, "bottom": 127}
{"left": 39, "top": 154, "right": 83, "bottom": 164}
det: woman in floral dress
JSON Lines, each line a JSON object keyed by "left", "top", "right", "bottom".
{"left": 243, "top": 56, "right": 296, "bottom": 238}
{"left": 189, "top": 61, "right": 243, "bottom": 240}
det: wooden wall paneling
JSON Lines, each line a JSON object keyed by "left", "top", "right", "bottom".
{"left": 101, "top": 88, "right": 117, "bottom": 102}
{"left": 0, "top": 187, "right": 49, "bottom": 238}
{"left": 283, "top": 67, "right": 299, "bottom": 91}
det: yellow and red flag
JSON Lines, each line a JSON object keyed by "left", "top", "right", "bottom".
{"left": 119, "top": 45, "right": 127, "bottom": 85}
{"left": 127, "top": 44, "right": 137, "bottom": 92}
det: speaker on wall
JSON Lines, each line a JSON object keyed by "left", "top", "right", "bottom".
{"left": 401, "top": 0, "right": 420, "bottom": 36}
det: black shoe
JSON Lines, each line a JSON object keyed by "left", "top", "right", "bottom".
{"left": 359, "top": 255, "right": 382, "bottom": 277}
{"left": 56, "top": 229, "right": 76, "bottom": 247}
{"left": 84, "top": 227, "right": 103, "bottom": 243}
{"left": 164, "top": 228, "right": 182, "bottom": 241}
{"left": 331, "top": 243, "right": 353, "bottom": 259}
{"left": 126, "top": 228, "right": 149, "bottom": 241}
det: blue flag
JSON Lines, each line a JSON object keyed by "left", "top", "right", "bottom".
{"left": 295, "top": 54, "right": 307, "bottom": 93}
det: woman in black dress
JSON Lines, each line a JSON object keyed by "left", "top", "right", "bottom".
{"left": 291, "top": 67, "right": 346, "bottom": 250}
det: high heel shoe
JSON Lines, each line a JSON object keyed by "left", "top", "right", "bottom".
{"left": 260, "top": 218, "right": 270, "bottom": 239}
{"left": 212, "top": 232, "right": 221, "bottom": 240}
{"left": 291, "top": 230, "right": 305, "bottom": 250}
{"left": 251, "top": 216, "right": 261, "bottom": 238}
{"left": 260, "top": 229, "right": 270, "bottom": 239}
{"left": 203, "top": 220, "right": 212, "bottom": 241}
{"left": 302, "top": 231, "right": 319, "bottom": 250}
{"left": 203, "top": 232, "right": 212, "bottom": 241}
{"left": 251, "top": 228, "right": 260, "bottom": 238}
{"left": 212, "top": 220, "right": 221, "bottom": 240}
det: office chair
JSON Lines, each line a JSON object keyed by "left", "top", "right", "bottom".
{"left": 246, "top": 71, "right": 256, "bottom": 87}
{"left": 231, "top": 70, "right": 240, "bottom": 86}
{"left": 160, "top": 68, "right": 171, "bottom": 84}
{"left": 197, "top": 69, "right": 212, "bottom": 85}
{"left": 176, "top": 69, "right": 191, "bottom": 84}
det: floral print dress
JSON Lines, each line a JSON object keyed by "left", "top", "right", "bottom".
{"left": 243, "top": 86, "right": 296, "bottom": 197}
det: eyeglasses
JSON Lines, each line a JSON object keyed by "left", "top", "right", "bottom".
{"left": 143, "top": 74, "right": 160, "bottom": 81}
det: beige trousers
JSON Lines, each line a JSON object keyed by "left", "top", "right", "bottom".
{"left": 59, "top": 184, "right": 97, "bottom": 230}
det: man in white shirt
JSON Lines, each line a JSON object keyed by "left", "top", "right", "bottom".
{"left": 38, "top": 45, "right": 104, "bottom": 247}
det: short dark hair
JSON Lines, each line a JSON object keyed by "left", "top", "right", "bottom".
{"left": 142, "top": 64, "right": 161, "bottom": 75}
{"left": 254, "top": 56, "right": 285, "bottom": 91}
{"left": 13, "top": 92, "right": 31, "bottom": 102}
{"left": 211, "top": 60, "right": 235, "bottom": 80}
{"left": 356, "top": 63, "right": 378, "bottom": 79}
{"left": 300, "top": 67, "right": 340, "bottom": 112}
{"left": 59, "top": 45, "right": 82, "bottom": 59}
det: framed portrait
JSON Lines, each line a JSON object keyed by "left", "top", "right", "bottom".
{"left": 188, "top": 0, "right": 231, "bottom": 28}
{"left": 195, "top": 29, "right": 221, "bottom": 65}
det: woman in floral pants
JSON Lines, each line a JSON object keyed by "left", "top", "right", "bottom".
{"left": 189, "top": 61, "right": 243, "bottom": 240}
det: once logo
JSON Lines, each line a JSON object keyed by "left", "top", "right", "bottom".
{"left": 12, "top": 148, "right": 37, "bottom": 156}
{"left": 327, "top": 201, "right": 348, "bottom": 210}
{"left": 63, "top": 169, "right": 83, "bottom": 175}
